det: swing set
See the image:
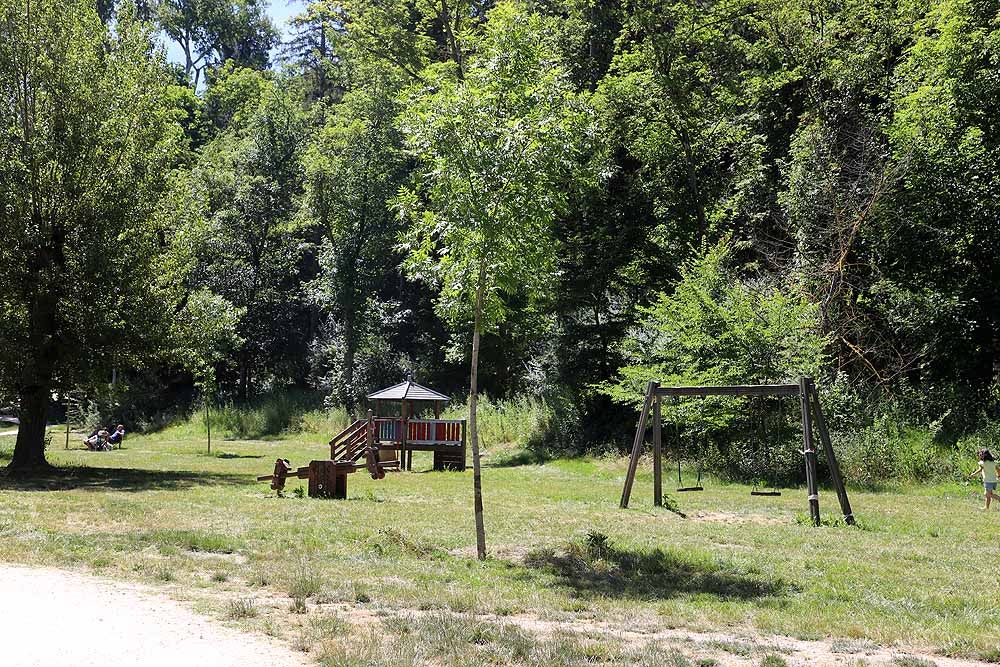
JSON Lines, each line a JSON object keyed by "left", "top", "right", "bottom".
{"left": 619, "top": 377, "right": 855, "bottom": 526}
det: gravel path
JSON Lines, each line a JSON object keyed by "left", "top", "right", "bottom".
{"left": 0, "top": 564, "right": 309, "bottom": 667}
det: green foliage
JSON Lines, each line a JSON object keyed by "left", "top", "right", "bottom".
{"left": 442, "top": 394, "right": 552, "bottom": 450}
{"left": 8, "top": 0, "right": 1000, "bottom": 477}
{"left": 606, "top": 239, "right": 826, "bottom": 405}
{"left": 176, "top": 68, "right": 311, "bottom": 397}
{"left": 158, "top": 0, "right": 278, "bottom": 88}
{"left": 303, "top": 84, "right": 409, "bottom": 407}
{"left": 396, "top": 2, "right": 599, "bottom": 330}
{"left": 183, "top": 390, "right": 334, "bottom": 439}
{"left": 0, "top": 0, "right": 184, "bottom": 466}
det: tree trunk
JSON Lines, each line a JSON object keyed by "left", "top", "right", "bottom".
{"left": 9, "top": 285, "right": 60, "bottom": 474}
{"left": 344, "top": 316, "right": 356, "bottom": 410}
{"left": 8, "top": 380, "right": 54, "bottom": 473}
{"left": 469, "top": 262, "right": 488, "bottom": 560}
{"left": 238, "top": 351, "right": 252, "bottom": 402}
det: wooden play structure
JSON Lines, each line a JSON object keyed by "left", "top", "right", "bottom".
{"left": 258, "top": 377, "right": 467, "bottom": 499}
{"left": 364, "top": 378, "right": 467, "bottom": 472}
{"left": 620, "top": 377, "right": 855, "bottom": 526}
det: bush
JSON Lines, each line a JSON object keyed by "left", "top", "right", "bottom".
{"left": 442, "top": 394, "right": 550, "bottom": 449}
{"left": 602, "top": 239, "right": 827, "bottom": 481}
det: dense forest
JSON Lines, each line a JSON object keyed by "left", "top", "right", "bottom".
{"left": 2, "top": 0, "right": 999, "bottom": 475}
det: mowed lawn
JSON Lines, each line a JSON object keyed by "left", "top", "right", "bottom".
{"left": 1, "top": 429, "right": 998, "bottom": 662}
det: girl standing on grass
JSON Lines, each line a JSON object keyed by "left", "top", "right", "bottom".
{"left": 969, "top": 449, "right": 1000, "bottom": 510}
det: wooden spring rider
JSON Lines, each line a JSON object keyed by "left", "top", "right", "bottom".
{"left": 257, "top": 410, "right": 399, "bottom": 499}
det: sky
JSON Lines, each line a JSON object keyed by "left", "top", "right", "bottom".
{"left": 162, "top": 1, "right": 304, "bottom": 68}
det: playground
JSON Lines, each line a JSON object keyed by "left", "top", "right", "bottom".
{"left": 1, "top": 421, "right": 998, "bottom": 667}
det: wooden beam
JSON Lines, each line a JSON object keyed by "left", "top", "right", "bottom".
{"left": 809, "top": 382, "right": 856, "bottom": 525}
{"left": 620, "top": 381, "right": 657, "bottom": 509}
{"left": 799, "top": 377, "right": 821, "bottom": 526}
{"left": 652, "top": 396, "right": 662, "bottom": 507}
{"left": 656, "top": 384, "right": 799, "bottom": 397}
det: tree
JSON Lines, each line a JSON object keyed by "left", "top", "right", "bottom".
{"left": 0, "top": 0, "right": 183, "bottom": 472}
{"left": 599, "top": 0, "right": 766, "bottom": 245}
{"left": 303, "top": 85, "right": 407, "bottom": 408}
{"left": 171, "top": 289, "right": 244, "bottom": 450}
{"left": 183, "top": 69, "right": 310, "bottom": 399}
{"left": 282, "top": 1, "right": 343, "bottom": 101}
{"left": 157, "top": 0, "right": 277, "bottom": 89}
{"left": 396, "top": 2, "right": 598, "bottom": 558}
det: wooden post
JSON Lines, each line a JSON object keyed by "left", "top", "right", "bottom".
{"left": 460, "top": 419, "right": 467, "bottom": 472}
{"left": 652, "top": 396, "right": 662, "bottom": 507}
{"left": 205, "top": 398, "right": 212, "bottom": 455}
{"left": 65, "top": 412, "right": 70, "bottom": 450}
{"left": 401, "top": 399, "right": 409, "bottom": 471}
{"left": 799, "top": 377, "right": 820, "bottom": 526}
{"left": 308, "top": 460, "right": 340, "bottom": 498}
{"left": 367, "top": 408, "right": 374, "bottom": 450}
{"left": 620, "top": 381, "right": 657, "bottom": 509}
{"left": 809, "top": 382, "right": 855, "bottom": 525}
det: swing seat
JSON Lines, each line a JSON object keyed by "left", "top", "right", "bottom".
{"left": 676, "top": 485, "right": 704, "bottom": 492}
{"left": 750, "top": 489, "right": 781, "bottom": 497}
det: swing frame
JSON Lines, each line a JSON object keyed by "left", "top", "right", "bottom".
{"left": 620, "top": 377, "right": 855, "bottom": 526}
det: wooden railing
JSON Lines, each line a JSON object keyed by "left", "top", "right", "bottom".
{"left": 329, "top": 419, "right": 367, "bottom": 461}
{"left": 406, "top": 419, "right": 463, "bottom": 444}
{"left": 372, "top": 418, "right": 464, "bottom": 446}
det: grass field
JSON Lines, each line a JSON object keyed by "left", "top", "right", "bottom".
{"left": 1, "top": 425, "right": 998, "bottom": 666}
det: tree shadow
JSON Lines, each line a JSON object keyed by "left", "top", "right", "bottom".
{"left": 486, "top": 448, "right": 551, "bottom": 468}
{"left": 518, "top": 538, "right": 792, "bottom": 602}
{"left": 0, "top": 466, "right": 252, "bottom": 492}
{"left": 209, "top": 452, "right": 264, "bottom": 460}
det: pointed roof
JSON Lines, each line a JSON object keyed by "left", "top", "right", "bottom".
{"left": 367, "top": 379, "right": 450, "bottom": 402}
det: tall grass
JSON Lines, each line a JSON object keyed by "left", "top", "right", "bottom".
{"left": 161, "top": 391, "right": 352, "bottom": 440}
{"left": 835, "top": 418, "right": 1000, "bottom": 488}
{"left": 153, "top": 391, "right": 554, "bottom": 445}
{"left": 442, "top": 395, "right": 552, "bottom": 450}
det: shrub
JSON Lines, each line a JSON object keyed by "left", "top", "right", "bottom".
{"left": 602, "top": 239, "right": 827, "bottom": 481}
{"left": 837, "top": 414, "right": 953, "bottom": 488}
{"left": 227, "top": 598, "right": 258, "bottom": 620}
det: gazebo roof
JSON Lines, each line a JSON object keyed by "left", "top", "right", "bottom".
{"left": 367, "top": 379, "right": 450, "bottom": 402}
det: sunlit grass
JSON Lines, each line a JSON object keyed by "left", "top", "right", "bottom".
{"left": 1, "top": 429, "right": 998, "bottom": 662}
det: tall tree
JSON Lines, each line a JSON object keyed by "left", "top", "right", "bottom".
{"left": 0, "top": 0, "right": 183, "bottom": 472}
{"left": 282, "top": 1, "right": 343, "bottom": 101}
{"left": 183, "top": 69, "right": 310, "bottom": 399}
{"left": 157, "top": 0, "right": 277, "bottom": 88}
{"left": 396, "top": 2, "right": 598, "bottom": 558}
{"left": 303, "top": 84, "right": 407, "bottom": 408}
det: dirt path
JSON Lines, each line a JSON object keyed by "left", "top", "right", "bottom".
{"left": 0, "top": 564, "right": 309, "bottom": 667}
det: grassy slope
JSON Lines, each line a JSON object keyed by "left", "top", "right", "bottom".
{"left": 0, "top": 428, "right": 997, "bottom": 662}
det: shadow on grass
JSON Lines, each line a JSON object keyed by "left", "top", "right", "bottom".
{"left": 519, "top": 537, "right": 791, "bottom": 602}
{"left": 0, "top": 466, "right": 252, "bottom": 492}
{"left": 486, "top": 448, "right": 551, "bottom": 468}
{"left": 209, "top": 452, "right": 265, "bottom": 460}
